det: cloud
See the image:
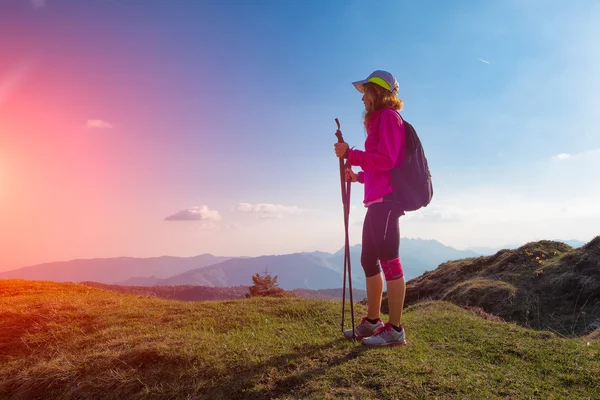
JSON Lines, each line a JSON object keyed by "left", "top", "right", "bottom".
{"left": 552, "top": 149, "right": 600, "bottom": 161}
{"left": 165, "top": 206, "right": 221, "bottom": 221}
{"left": 234, "top": 202, "right": 300, "bottom": 219}
{"left": 31, "top": 0, "right": 45, "bottom": 9}
{"left": 477, "top": 58, "right": 490, "bottom": 64}
{"left": 552, "top": 153, "right": 572, "bottom": 161}
{"left": 86, "top": 119, "right": 114, "bottom": 129}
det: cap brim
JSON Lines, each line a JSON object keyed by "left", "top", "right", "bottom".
{"left": 352, "top": 79, "right": 368, "bottom": 93}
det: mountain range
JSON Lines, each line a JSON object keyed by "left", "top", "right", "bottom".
{"left": 0, "top": 238, "right": 588, "bottom": 291}
{"left": 0, "top": 254, "right": 231, "bottom": 284}
{"left": 0, "top": 238, "right": 479, "bottom": 290}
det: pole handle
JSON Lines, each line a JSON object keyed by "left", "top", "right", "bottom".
{"left": 335, "top": 118, "right": 344, "bottom": 143}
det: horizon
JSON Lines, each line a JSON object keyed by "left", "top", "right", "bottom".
{"left": 0, "top": 235, "right": 591, "bottom": 273}
{"left": 1, "top": 1, "right": 599, "bottom": 271}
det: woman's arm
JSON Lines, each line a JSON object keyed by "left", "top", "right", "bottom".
{"left": 346, "top": 110, "right": 405, "bottom": 172}
{"left": 357, "top": 171, "right": 364, "bottom": 183}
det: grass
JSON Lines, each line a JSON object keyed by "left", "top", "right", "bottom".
{"left": 400, "top": 237, "right": 600, "bottom": 336}
{"left": 1, "top": 279, "right": 600, "bottom": 399}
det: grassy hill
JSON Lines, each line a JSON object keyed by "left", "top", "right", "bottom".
{"left": 78, "top": 281, "right": 367, "bottom": 302}
{"left": 79, "top": 281, "right": 253, "bottom": 301}
{"left": 375, "top": 236, "right": 600, "bottom": 337}
{"left": 1, "top": 280, "right": 599, "bottom": 399}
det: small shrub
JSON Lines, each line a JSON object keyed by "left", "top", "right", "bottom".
{"left": 246, "top": 269, "right": 286, "bottom": 298}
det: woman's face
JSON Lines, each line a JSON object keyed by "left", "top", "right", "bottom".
{"left": 362, "top": 89, "right": 375, "bottom": 111}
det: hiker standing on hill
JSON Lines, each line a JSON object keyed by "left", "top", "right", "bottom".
{"left": 334, "top": 70, "right": 408, "bottom": 346}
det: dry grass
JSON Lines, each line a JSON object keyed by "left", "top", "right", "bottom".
{"left": 378, "top": 236, "right": 600, "bottom": 337}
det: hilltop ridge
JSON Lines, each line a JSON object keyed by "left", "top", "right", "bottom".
{"left": 391, "top": 236, "right": 600, "bottom": 336}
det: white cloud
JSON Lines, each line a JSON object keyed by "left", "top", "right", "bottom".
{"left": 552, "top": 153, "right": 572, "bottom": 161}
{"left": 86, "top": 119, "right": 114, "bottom": 129}
{"left": 31, "top": 0, "right": 45, "bottom": 9}
{"left": 165, "top": 206, "right": 221, "bottom": 221}
{"left": 477, "top": 58, "right": 490, "bottom": 64}
{"left": 552, "top": 149, "right": 600, "bottom": 161}
{"left": 234, "top": 202, "right": 300, "bottom": 219}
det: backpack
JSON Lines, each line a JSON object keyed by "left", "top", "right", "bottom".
{"left": 386, "top": 114, "right": 433, "bottom": 211}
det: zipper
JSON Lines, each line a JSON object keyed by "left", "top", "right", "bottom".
{"left": 383, "top": 210, "right": 391, "bottom": 240}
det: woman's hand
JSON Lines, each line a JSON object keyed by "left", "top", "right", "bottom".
{"left": 334, "top": 142, "right": 349, "bottom": 158}
{"left": 345, "top": 168, "right": 358, "bottom": 182}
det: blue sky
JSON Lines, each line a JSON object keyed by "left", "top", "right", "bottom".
{"left": 1, "top": 0, "right": 599, "bottom": 268}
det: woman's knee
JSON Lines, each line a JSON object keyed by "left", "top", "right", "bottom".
{"left": 381, "top": 257, "right": 404, "bottom": 281}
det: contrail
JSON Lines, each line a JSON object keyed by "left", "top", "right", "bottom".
{"left": 477, "top": 58, "right": 490, "bottom": 64}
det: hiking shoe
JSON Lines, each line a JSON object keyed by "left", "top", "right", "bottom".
{"left": 361, "top": 322, "right": 407, "bottom": 347}
{"left": 343, "top": 316, "right": 384, "bottom": 340}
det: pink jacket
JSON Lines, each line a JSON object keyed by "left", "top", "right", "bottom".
{"left": 346, "top": 107, "right": 407, "bottom": 206}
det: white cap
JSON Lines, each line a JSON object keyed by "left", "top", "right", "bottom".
{"left": 352, "top": 70, "right": 399, "bottom": 93}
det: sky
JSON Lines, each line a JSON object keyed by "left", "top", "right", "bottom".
{"left": 1, "top": 0, "right": 599, "bottom": 270}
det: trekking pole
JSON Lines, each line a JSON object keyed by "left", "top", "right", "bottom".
{"left": 335, "top": 118, "right": 356, "bottom": 343}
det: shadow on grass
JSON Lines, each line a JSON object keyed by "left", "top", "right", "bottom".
{"left": 0, "top": 307, "right": 100, "bottom": 359}
{"left": 200, "top": 338, "right": 372, "bottom": 400}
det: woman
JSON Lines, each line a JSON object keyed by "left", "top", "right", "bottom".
{"left": 334, "top": 70, "right": 407, "bottom": 346}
